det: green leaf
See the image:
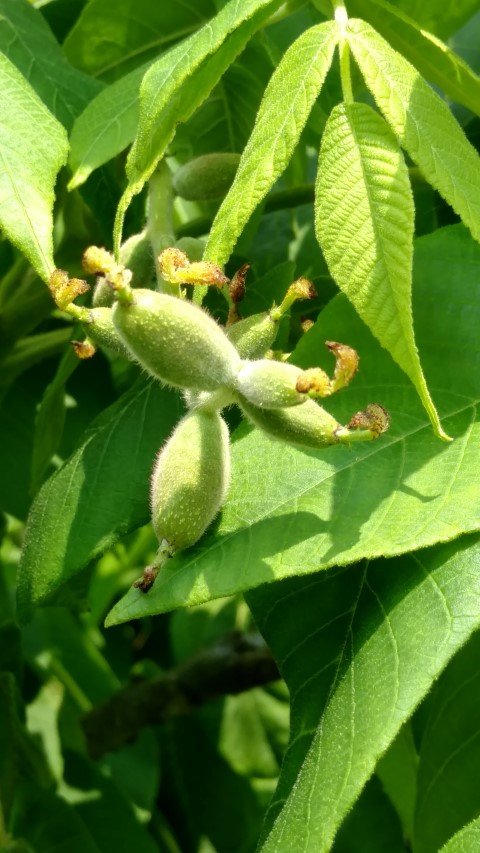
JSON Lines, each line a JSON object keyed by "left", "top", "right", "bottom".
{"left": 30, "top": 345, "right": 79, "bottom": 493}
{"left": 332, "top": 776, "right": 405, "bottom": 853}
{"left": 0, "top": 329, "right": 72, "bottom": 385}
{"left": 11, "top": 783, "right": 101, "bottom": 853}
{"left": 0, "top": 366, "right": 55, "bottom": 519}
{"left": 414, "top": 631, "right": 480, "bottom": 852}
{"left": 67, "top": 63, "right": 147, "bottom": 190}
{"left": 105, "top": 224, "right": 480, "bottom": 625}
{"left": 346, "top": 19, "right": 480, "bottom": 244}
{"left": 114, "top": 0, "right": 284, "bottom": 254}
{"left": 63, "top": 0, "right": 216, "bottom": 81}
{"left": 376, "top": 723, "right": 418, "bottom": 842}
{"left": 315, "top": 101, "right": 445, "bottom": 439}
{"left": 159, "top": 715, "right": 265, "bottom": 852}
{"left": 383, "top": 0, "right": 480, "bottom": 40}
{"left": 0, "top": 672, "right": 53, "bottom": 828}
{"left": 17, "top": 378, "right": 182, "bottom": 622}
{"left": 204, "top": 21, "right": 339, "bottom": 267}
{"left": 0, "top": 0, "right": 102, "bottom": 131}
{"left": 246, "top": 533, "right": 480, "bottom": 852}
{"left": 59, "top": 751, "right": 159, "bottom": 853}
{"left": 346, "top": 0, "right": 480, "bottom": 117}
{"left": 0, "top": 53, "right": 68, "bottom": 282}
{"left": 440, "top": 816, "right": 480, "bottom": 853}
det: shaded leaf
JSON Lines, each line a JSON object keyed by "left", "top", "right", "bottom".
{"left": 376, "top": 723, "right": 418, "bottom": 842}
{"left": 68, "top": 63, "right": 147, "bottom": 190}
{"left": 332, "top": 776, "right": 405, "bottom": 853}
{"left": 115, "top": 0, "right": 283, "bottom": 253}
{"left": 346, "top": 19, "right": 480, "bottom": 244}
{"left": 414, "top": 631, "right": 480, "bottom": 852}
{"left": 17, "top": 378, "right": 182, "bottom": 622}
{"left": 315, "top": 101, "right": 445, "bottom": 438}
{"left": 205, "top": 21, "right": 339, "bottom": 266}
{"left": 31, "top": 345, "right": 79, "bottom": 493}
{"left": 385, "top": 0, "right": 480, "bottom": 40}
{"left": 247, "top": 533, "right": 480, "bottom": 852}
{"left": 346, "top": 0, "right": 480, "bottom": 117}
{"left": 0, "top": 53, "right": 68, "bottom": 281}
{"left": 106, "top": 225, "right": 480, "bottom": 625}
{"left": 0, "top": 0, "right": 102, "bottom": 130}
{"left": 60, "top": 751, "right": 159, "bottom": 853}
{"left": 63, "top": 0, "right": 215, "bottom": 81}
{"left": 440, "top": 816, "right": 480, "bottom": 853}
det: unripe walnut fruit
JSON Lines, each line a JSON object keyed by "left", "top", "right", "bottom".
{"left": 112, "top": 289, "right": 241, "bottom": 392}
{"left": 226, "top": 312, "right": 278, "bottom": 359}
{"left": 173, "top": 153, "right": 240, "bottom": 201}
{"left": 235, "top": 360, "right": 306, "bottom": 408}
{"left": 83, "top": 307, "right": 132, "bottom": 358}
{"left": 238, "top": 395, "right": 343, "bottom": 448}
{"left": 151, "top": 409, "right": 230, "bottom": 550}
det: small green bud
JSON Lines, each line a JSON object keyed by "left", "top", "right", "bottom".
{"left": 151, "top": 409, "right": 230, "bottom": 550}
{"left": 238, "top": 395, "right": 343, "bottom": 448}
{"left": 226, "top": 312, "right": 278, "bottom": 359}
{"left": 173, "top": 153, "right": 241, "bottom": 201}
{"left": 83, "top": 307, "right": 132, "bottom": 358}
{"left": 92, "top": 277, "right": 114, "bottom": 308}
{"left": 119, "top": 229, "right": 155, "bottom": 288}
{"left": 235, "top": 359, "right": 306, "bottom": 409}
{"left": 112, "top": 289, "right": 241, "bottom": 391}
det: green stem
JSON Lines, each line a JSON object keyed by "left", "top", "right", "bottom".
{"left": 333, "top": 0, "right": 353, "bottom": 104}
{"left": 147, "top": 161, "right": 179, "bottom": 296}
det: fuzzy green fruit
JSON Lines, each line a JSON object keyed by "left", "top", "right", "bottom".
{"left": 151, "top": 409, "right": 230, "bottom": 550}
{"left": 83, "top": 307, "right": 131, "bottom": 358}
{"left": 238, "top": 395, "right": 343, "bottom": 448}
{"left": 226, "top": 312, "right": 278, "bottom": 359}
{"left": 173, "top": 153, "right": 240, "bottom": 201}
{"left": 235, "top": 359, "right": 306, "bottom": 408}
{"left": 112, "top": 289, "right": 241, "bottom": 391}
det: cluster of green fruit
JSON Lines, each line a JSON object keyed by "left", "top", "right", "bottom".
{"left": 49, "top": 246, "right": 389, "bottom": 591}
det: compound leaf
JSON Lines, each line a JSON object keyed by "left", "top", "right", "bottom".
{"left": 205, "top": 21, "right": 339, "bottom": 266}
{"left": 347, "top": 19, "right": 480, "bottom": 244}
{"left": 346, "top": 0, "right": 480, "bottom": 116}
{"left": 315, "top": 101, "right": 445, "bottom": 439}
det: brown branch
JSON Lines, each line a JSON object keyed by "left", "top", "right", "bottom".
{"left": 82, "top": 631, "right": 280, "bottom": 759}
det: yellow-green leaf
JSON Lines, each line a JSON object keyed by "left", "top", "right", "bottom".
{"left": 347, "top": 18, "right": 480, "bottom": 245}
{"left": 315, "top": 101, "right": 447, "bottom": 440}
{"left": 0, "top": 53, "right": 68, "bottom": 282}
